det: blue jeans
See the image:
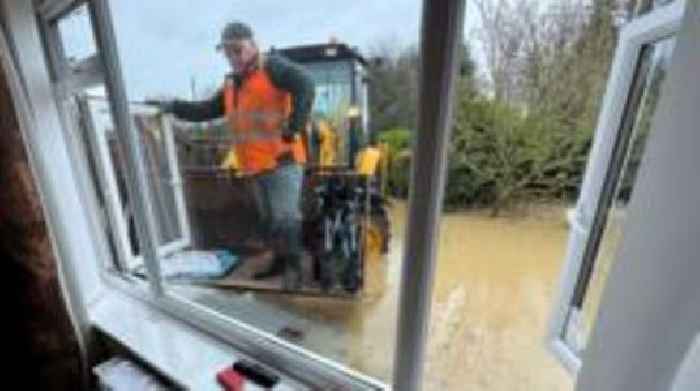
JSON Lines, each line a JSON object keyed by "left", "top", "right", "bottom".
{"left": 252, "top": 163, "right": 303, "bottom": 256}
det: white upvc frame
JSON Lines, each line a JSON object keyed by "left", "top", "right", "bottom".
{"left": 128, "top": 111, "right": 192, "bottom": 265}
{"left": 0, "top": 2, "right": 101, "bottom": 387}
{"left": 5, "top": 0, "right": 465, "bottom": 389}
{"left": 162, "top": 114, "right": 192, "bottom": 249}
{"left": 547, "top": 0, "right": 687, "bottom": 374}
{"left": 38, "top": 1, "right": 191, "bottom": 272}
{"left": 393, "top": 2, "right": 465, "bottom": 390}
{"left": 79, "top": 98, "right": 191, "bottom": 270}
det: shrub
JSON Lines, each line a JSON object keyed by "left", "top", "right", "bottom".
{"left": 377, "top": 128, "right": 413, "bottom": 198}
{"left": 375, "top": 97, "right": 593, "bottom": 214}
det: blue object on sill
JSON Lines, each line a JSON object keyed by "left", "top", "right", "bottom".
{"left": 134, "top": 250, "right": 239, "bottom": 281}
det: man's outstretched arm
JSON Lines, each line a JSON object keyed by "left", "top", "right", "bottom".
{"left": 167, "top": 89, "right": 225, "bottom": 122}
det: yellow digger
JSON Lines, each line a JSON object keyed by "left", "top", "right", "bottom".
{"left": 206, "top": 41, "right": 390, "bottom": 294}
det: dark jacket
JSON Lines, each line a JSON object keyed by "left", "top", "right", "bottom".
{"left": 171, "top": 54, "right": 315, "bottom": 134}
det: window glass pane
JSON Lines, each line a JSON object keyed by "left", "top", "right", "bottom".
{"left": 56, "top": 4, "right": 98, "bottom": 66}
{"left": 77, "top": 90, "right": 188, "bottom": 270}
{"left": 576, "top": 36, "right": 676, "bottom": 350}
{"left": 59, "top": 87, "right": 119, "bottom": 270}
{"left": 56, "top": 85, "right": 142, "bottom": 271}
{"left": 87, "top": 92, "right": 144, "bottom": 260}
{"left": 428, "top": 0, "right": 643, "bottom": 388}
{"left": 306, "top": 61, "right": 354, "bottom": 164}
{"left": 132, "top": 111, "right": 184, "bottom": 245}
{"left": 635, "top": 0, "right": 678, "bottom": 17}
{"left": 109, "top": 0, "right": 420, "bottom": 384}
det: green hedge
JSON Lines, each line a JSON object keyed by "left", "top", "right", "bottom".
{"left": 378, "top": 98, "right": 593, "bottom": 212}
{"left": 377, "top": 128, "right": 413, "bottom": 198}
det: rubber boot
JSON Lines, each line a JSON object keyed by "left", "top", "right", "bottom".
{"left": 283, "top": 254, "right": 303, "bottom": 291}
{"left": 253, "top": 256, "right": 286, "bottom": 280}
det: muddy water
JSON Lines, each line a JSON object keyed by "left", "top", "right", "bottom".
{"left": 424, "top": 204, "right": 574, "bottom": 390}
{"left": 179, "top": 201, "right": 575, "bottom": 389}
{"left": 262, "top": 201, "right": 574, "bottom": 390}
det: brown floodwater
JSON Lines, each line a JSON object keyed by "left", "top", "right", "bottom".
{"left": 424, "top": 204, "right": 574, "bottom": 390}
{"left": 179, "top": 201, "right": 575, "bottom": 390}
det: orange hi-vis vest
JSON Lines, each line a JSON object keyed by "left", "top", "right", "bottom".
{"left": 222, "top": 67, "right": 306, "bottom": 175}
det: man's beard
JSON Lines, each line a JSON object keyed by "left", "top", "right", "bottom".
{"left": 233, "top": 53, "right": 258, "bottom": 76}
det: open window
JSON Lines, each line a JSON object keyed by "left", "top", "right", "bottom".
{"left": 548, "top": 0, "right": 686, "bottom": 373}
{"left": 78, "top": 97, "right": 191, "bottom": 270}
{"left": 38, "top": 3, "right": 191, "bottom": 274}
{"left": 14, "top": 0, "right": 466, "bottom": 389}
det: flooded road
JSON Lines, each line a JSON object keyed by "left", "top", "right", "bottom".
{"left": 180, "top": 201, "right": 575, "bottom": 389}
{"left": 424, "top": 204, "right": 574, "bottom": 390}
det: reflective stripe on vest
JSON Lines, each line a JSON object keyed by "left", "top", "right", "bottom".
{"left": 223, "top": 69, "right": 306, "bottom": 175}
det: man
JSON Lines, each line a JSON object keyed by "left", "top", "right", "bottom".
{"left": 155, "top": 21, "right": 315, "bottom": 289}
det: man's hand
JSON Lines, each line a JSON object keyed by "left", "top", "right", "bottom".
{"left": 277, "top": 127, "right": 297, "bottom": 164}
{"left": 143, "top": 99, "right": 175, "bottom": 113}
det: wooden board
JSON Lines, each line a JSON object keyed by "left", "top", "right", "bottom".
{"left": 173, "top": 247, "right": 360, "bottom": 298}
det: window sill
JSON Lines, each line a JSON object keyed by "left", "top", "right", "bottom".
{"left": 89, "top": 288, "right": 306, "bottom": 390}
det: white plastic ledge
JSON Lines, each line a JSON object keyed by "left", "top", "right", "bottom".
{"left": 90, "top": 290, "right": 306, "bottom": 391}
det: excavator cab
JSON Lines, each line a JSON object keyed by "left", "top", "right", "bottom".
{"left": 275, "top": 41, "right": 370, "bottom": 169}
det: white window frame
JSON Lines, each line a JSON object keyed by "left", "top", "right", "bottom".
{"left": 160, "top": 114, "right": 192, "bottom": 252}
{"left": 548, "top": 0, "right": 687, "bottom": 374}
{"left": 37, "top": 2, "right": 190, "bottom": 272}
{"left": 3, "top": 0, "right": 466, "bottom": 390}
{"left": 79, "top": 97, "right": 191, "bottom": 270}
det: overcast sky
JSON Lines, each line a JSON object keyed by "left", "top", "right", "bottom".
{"left": 63, "top": 1, "right": 482, "bottom": 100}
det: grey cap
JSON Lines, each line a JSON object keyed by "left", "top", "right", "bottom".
{"left": 217, "top": 21, "right": 254, "bottom": 48}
